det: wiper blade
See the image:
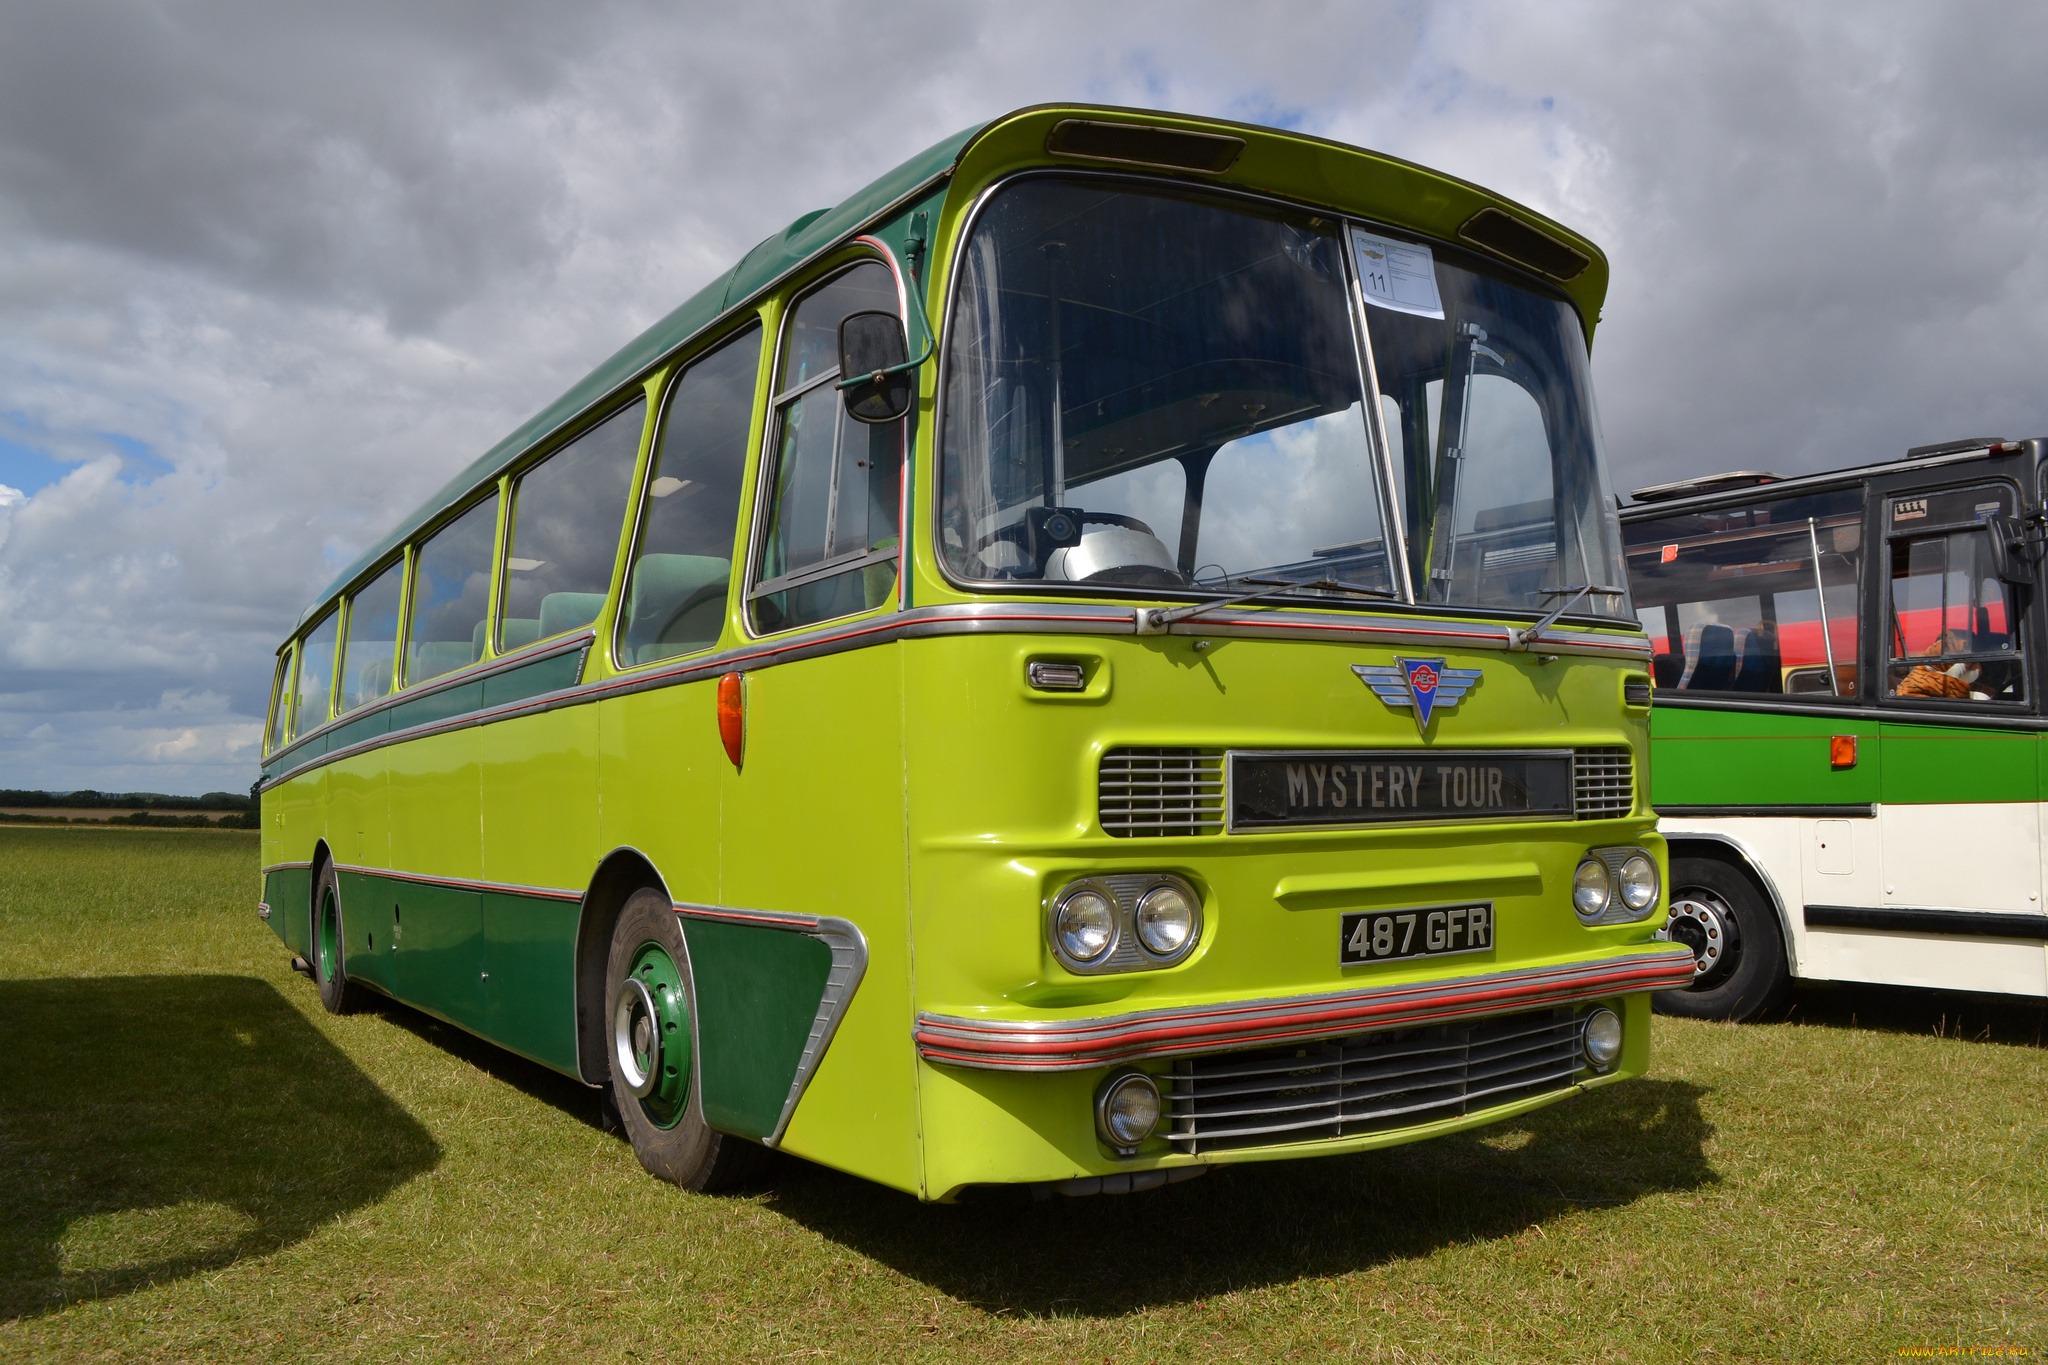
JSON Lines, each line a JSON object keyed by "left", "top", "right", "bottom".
{"left": 1507, "top": 583, "right": 1626, "bottom": 651}
{"left": 1135, "top": 577, "right": 1398, "bottom": 635}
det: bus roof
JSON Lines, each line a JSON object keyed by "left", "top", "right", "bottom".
{"left": 302, "top": 105, "right": 1612, "bottom": 628}
{"left": 1619, "top": 438, "right": 2041, "bottom": 520}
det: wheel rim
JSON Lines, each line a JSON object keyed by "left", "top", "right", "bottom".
{"left": 317, "top": 888, "right": 340, "bottom": 985}
{"left": 611, "top": 941, "right": 691, "bottom": 1128}
{"left": 1667, "top": 886, "right": 1740, "bottom": 988}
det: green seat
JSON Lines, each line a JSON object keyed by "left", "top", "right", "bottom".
{"left": 623, "top": 555, "right": 730, "bottom": 663}
{"left": 481, "top": 617, "right": 540, "bottom": 655}
{"left": 410, "top": 641, "right": 474, "bottom": 683}
{"left": 539, "top": 593, "right": 606, "bottom": 639}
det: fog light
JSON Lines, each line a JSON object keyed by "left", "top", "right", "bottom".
{"left": 1618, "top": 854, "right": 1659, "bottom": 913}
{"left": 1135, "top": 884, "right": 1196, "bottom": 958}
{"left": 1095, "top": 1071, "right": 1161, "bottom": 1150}
{"left": 1055, "top": 889, "right": 1116, "bottom": 962}
{"left": 1572, "top": 858, "right": 1612, "bottom": 919}
{"left": 1582, "top": 1007, "right": 1623, "bottom": 1071}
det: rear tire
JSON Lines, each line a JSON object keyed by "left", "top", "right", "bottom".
{"left": 605, "top": 888, "right": 767, "bottom": 1192}
{"left": 312, "top": 862, "right": 369, "bottom": 1015}
{"left": 1654, "top": 855, "right": 1790, "bottom": 1022}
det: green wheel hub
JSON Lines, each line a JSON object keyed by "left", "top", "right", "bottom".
{"left": 612, "top": 941, "right": 692, "bottom": 1128}
{"left": 317, "top": 888, "right": 340, "bottom": 984}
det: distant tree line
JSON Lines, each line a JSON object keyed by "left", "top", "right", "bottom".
{"left": 0, "top": 789, "right": 258, "bottom": 829}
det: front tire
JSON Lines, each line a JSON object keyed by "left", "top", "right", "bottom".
{"left": 604, "top": 888, "right": 766, "bottom": 1192}
{"left": 312, "top": 862, "right": 369, "bottom": 1015}
{"left": 1654, "top": 855, "right": 1790, "bottom": 1022}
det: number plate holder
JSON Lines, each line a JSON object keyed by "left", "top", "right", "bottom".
{"left": 1339, "top": 902, "right": 1494, "bottom": 966}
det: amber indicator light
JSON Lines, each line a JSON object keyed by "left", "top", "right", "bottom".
{"left": 717, "top": 672, "right": 746, "bottom": 769}
{"left": 1829, "top": 735, "right": 1857, "bottom": 769}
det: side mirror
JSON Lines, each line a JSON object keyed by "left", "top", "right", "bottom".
{"left": 1985, "top": 513, "right": 2036, "bottom": 586}
{"left": 838, "top": 311, "right": 912, "bottom": 423}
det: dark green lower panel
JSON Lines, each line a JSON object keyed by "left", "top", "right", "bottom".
{"left": 482, "top": 890, "right": 580, "bottom": 1075}
{"left": 263, "top": 867, "right": 313, "bottom": 957}
{"left": 681, "top": 918, "right": 834, "bottom": 1139}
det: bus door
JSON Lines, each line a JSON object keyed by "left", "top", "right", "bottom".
{"left": 1873, "top": 480, "right": 2042, "bottom": 925}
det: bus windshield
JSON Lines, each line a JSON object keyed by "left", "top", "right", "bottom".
{"left": 938, "top": 176, "right": 1630, "bottom": 619}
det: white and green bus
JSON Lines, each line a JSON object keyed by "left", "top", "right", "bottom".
{"left": 1624, "top": 436, "right": 2048, "bottom": 1019}
{"left": 258, "top": 105, "right": 1692, "bottom": 1200}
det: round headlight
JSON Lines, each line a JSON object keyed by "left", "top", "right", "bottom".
{"left": 1095, "top": 1071, "right": 1161, "bottom": 1149}
{"left": 1618, "top": 854, "right": 1659, "bottom": 913}
{"left": 1572, "top": 858, "right": 1613, "bottom": 919}
{"left": 1582, "top": 1007, "right": 1623, "bottom": 1070}
{"left": 1135, "top": 884, "right": 1196, "bottom": 957}
{"left": 1056, "top": 889, "right": 1116, "bottom": 962}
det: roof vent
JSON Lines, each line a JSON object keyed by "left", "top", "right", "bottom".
{"left": 1628, "top": 471, "right": 1784, "bottom": 504}
{"left": 1457, "top": 207, "right": 1591, "bottom": 282}
{"left": 1903, "top": 437, "right": 2010, "bottom": 460}
{"left": 1046, "top": 120, "right": 1244, "bottom": 174}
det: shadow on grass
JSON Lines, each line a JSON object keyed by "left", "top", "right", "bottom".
{"left": 1776, "top": 980, "right": 2048, "bottom": 1048}
{"left": 360, "top": 991, "right": 608, "bottom": 1130}
{"left": 766, "top": 1077, "right": 1713, "bottom": 1317}
{"left": 0, "top": 975, "right": 438, "bottom": 1322}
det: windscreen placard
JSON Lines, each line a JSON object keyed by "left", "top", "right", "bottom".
{"left": 1350, "top": 228, "right": 1445, "bottom": 319}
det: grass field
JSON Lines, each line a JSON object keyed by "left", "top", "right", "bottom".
{"left": 2, "top": 826, "right": 2043, "bottom": 1363}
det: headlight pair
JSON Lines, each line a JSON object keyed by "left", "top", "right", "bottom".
{"left": 1050, "top": 875, "right": 1202, "bottom": 975}
{"left": 1572, "top": 848, "right": 1661, "bottom": 924}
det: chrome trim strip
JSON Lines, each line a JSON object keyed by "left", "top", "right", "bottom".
{"left": 914, "top": 945, "right": 1695, "bottom": 1072}
{"left": 258, "top": 600, "right": 1648, "bottom": 791}
{"left": 1653, "top": 828, "right": 1802, "bottom": 977}
{"left": 670, "top": 900, "right": 870, "bottom": 1146}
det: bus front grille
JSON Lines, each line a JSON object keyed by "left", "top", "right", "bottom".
{"left": 1098, "top": 748, "right": 1225, "bottom": 836}
{"left": 1162, "top": 1008, "right": 1582, "bottom": 1153}
{"left": 1572, "top": 747, "right": 1635, "bottom": 819}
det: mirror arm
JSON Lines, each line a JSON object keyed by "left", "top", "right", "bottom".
{"left": 834, "top": 330, "right": 935, "bottom": 392}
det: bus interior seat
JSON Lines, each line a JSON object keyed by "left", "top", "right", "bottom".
{"left": 411, "top": 641, "right": 475, "bottom": 681}
{"left": 624, "top": 555, "right": 729, "bottom": 661}
{"left": 1730, "top": 626, "right": 1782, "bottom": 692}
{"left": 1686, "top": 624, "right": 1738, "bottom": 690}
{"left": 538, "top": 593, "right": 605, "bottom": 639}
{"left": 474, "top": 617, "right": 540, "bottom": 659}
{"left": 1652, "top": 652, "right": 1684, "bottom": 689}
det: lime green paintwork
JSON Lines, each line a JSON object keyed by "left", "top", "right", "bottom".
{"left": 261, "top": 105, "right": 1654, "bottom": 1201}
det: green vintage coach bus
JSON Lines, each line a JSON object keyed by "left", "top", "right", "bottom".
{"left": 257, "top": 105, "right": 1694, "bottom": 1199}
{"left": 1623, "top": 437, "right": 2048, "bottom": 1020}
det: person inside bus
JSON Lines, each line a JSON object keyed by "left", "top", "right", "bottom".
{"left": 1893, "top": 628, "right": 1981, "bottom": 699}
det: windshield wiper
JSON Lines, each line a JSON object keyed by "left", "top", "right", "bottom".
{"left": 1507, "top": 584, "right": 1626, "bottom": 651}
{"left": 1135, "top": 577, "right": 1397, "bottom": 635}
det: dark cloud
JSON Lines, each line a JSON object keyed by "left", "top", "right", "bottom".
{"left": 0, "top": 1, "right": 2041, "bottom": 791}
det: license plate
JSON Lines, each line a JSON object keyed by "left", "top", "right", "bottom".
{"left": 1229, "top": 750, "right": 1573, "bottom": 831}
{"left": 1340, "top": 903, "right": 1493, "bottom": 966}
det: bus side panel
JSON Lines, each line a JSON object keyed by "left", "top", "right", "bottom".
{"left": 262, "top": 864, "right": 312, "bottom": 954}
{"left": 679, "top": 919, "right": 833, "bottom": 1136}
{"left": 386, "top": 728, "right": 486, "bottom": 1033}
{"left": 337, "top": 869, "right": 399, "bottom": 994}
{"left": 1649, "top": 706, "right": 1880, "bottom": 808}
{"left": 719, "top": 643, "right": 919, "bottom": 1193}
{"left": 480, "top": 704, "right": 601, "bottom": 1075}
{"left": 327, "top": 750, "right": 394, "bottom": 993}
{"left": 597, "top": 678, "right": 721, "bottom": 907}
{"left": 268, "top": 769, "right": 327, "bottom": 958}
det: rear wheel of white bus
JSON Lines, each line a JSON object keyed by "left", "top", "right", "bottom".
{"left": 1654, "top": 855, "right": 1790, "bottom": 1022}
{"left": 603, "top": 888, "right": 766, "bottom": 1192}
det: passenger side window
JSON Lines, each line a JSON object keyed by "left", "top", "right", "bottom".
{"left": 264, "top": 648, "right": 294, "bottom": 753}
{"left": 501, "top": 399, "right": 646, "bottom": 650}
{"left": 751, "top": 262, "right": 905, "bottom": 634}
{"left": 289, "top": 609, "right": 339, "bottom": 739}
{"left": 619, "top": 326, "right": 761, "bottom": 665}
{"left": 1885, "top": 484, "right": 2026, "bottom": 703}
{"left": 406, "top": 495, "right": 499, "bottom": 686}
{"left": 338, "top": 557, "right": 404, "bottom": 713}
{"left": 1624, "top": 487, "right": 1864, "bottom": 697}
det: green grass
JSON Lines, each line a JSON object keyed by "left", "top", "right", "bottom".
{"left": 2, "top": 826, "right": 2043, "bottom": 1363}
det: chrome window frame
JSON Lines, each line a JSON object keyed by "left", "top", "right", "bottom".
{"left": 741, "top": 251, "right": 909, "bottom": 639}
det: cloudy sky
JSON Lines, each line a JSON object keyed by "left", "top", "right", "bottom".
{"left": 1, "top": 1, "right": 2043, "bottom": 795}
